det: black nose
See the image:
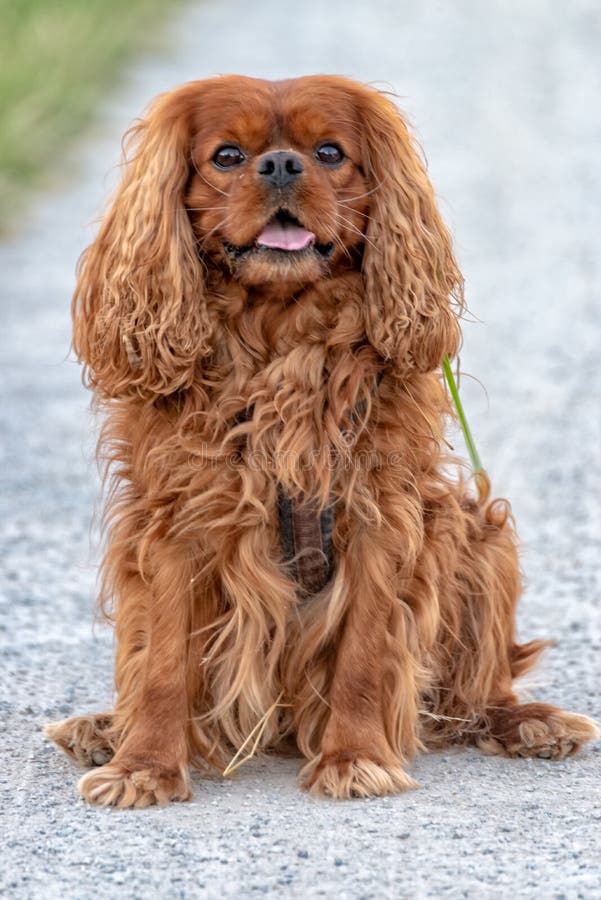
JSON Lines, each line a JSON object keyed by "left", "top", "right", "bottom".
{"left": 257, "top": 151, "right": 304, "bottom": 188}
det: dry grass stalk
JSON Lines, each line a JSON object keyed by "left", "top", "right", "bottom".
{"left": 222, "top": 692, "right": 292, "bottom": 777}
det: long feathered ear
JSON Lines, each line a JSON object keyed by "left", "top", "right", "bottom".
{"left": 72, "top": 83, "right": 213, "bottom": 398}
{"left": 359, "top": 89, "right": 463, "bottom": 372}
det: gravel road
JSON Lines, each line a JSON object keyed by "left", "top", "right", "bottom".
{"left": 1, "top": 1, "right": 600, "bottom": 897}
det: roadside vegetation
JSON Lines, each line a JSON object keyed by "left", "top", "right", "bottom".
{"left": 0, "top": 0, "right": 181, "bottom": 232}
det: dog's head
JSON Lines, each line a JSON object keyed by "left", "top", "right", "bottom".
{"left": 73, "top": 75, "right": 462, "bottom": 397}
{"left": 185, "top": 76, "right": 370, "bottom": 289}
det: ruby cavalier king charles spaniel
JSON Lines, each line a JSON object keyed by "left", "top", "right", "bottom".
{"left": 46, "top": 75, "right": 598, "bottom": 807}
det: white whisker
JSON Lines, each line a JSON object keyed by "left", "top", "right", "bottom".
{"left": 337, "top": 182, "right": 383, "bottom": 203}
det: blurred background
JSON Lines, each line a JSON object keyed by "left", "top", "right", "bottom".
{"left": 1, "top": 0, "right": 600, "bottom": 895}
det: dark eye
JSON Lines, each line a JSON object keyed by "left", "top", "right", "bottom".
{"left": 315, "top": 143, "right": 344, "bottom": 166}
{"left": 212, "top": 145, "right": 246, "bottom": 169}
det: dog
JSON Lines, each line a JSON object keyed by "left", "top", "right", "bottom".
{"left": 46, "top": 75, "right": 598, "bottom": 807}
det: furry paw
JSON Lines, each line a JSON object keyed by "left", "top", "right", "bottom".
{"left": 78, "top": 761, "right": 191, "bottom": 808}
{"left": 300, "top": 752, "right": 417, "bottom": 799}
{"left": 45, "top": 714, "right": 116, "bottom": 767}
{"left": 478, "top": 703, "right": 599, "bottom": 760}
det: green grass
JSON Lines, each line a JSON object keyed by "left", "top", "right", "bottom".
{"left": 442, "top": 355, "right": 483, "bottom": 478}
{"left": 0, "top": 0, "right": 181, "bottom": 231}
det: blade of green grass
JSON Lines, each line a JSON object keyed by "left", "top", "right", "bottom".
{"left": 442, "top": 354, "right": 483, "bottom": 475}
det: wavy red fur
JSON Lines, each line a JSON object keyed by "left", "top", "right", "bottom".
{"left": 46, "top": 75, "right": 598, "bottom": 807}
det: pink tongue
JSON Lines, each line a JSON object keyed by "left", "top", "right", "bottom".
{"left": 256, "top": 219, "right": 315, "bottom": 251}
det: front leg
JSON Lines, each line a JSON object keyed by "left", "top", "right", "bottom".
{"left": 78, "top": 541, "right": 194, "bottom": 808}
{"left": 301, "top": 527, "right": 420, "bottom": 798}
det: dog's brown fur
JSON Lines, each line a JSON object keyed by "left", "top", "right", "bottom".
{"left": 46, "top": 76, "right": 598, "bottom": 807}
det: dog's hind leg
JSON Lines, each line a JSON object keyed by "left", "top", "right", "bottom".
{"left": 475, "top": 701, "right": 599, "bottom": 760}
{"left": 45, "top": 713, "right": 117, "bottom": 767}
{"left": 426, "top": 495, "right": 599, "bottom": 758}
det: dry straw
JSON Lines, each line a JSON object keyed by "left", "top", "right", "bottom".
{"left": 222, "top": 692, "right": 292, "bottom": 777}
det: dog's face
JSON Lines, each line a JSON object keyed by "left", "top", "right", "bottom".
{"left": 186, "top": 77, "right": 370, "bottom": 288}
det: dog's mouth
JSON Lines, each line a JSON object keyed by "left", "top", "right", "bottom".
{"left": 224, "top": 210, "right": 335, "bottom": 261}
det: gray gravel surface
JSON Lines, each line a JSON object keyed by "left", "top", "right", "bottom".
{"left": 1, "top": 1, "right": 600, "bottom": 897}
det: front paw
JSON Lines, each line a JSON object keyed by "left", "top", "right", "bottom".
{"left": 78, "top": 760, "right": 191, "bottom": 808}
{"left": 300, "top": 751, "right": 417, "bottom": 799}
